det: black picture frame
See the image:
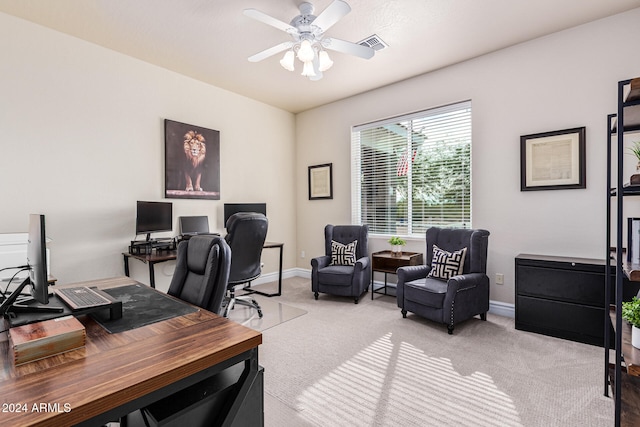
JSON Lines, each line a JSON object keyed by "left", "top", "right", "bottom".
{"left": 308, "top": 163, "right": 333, "bottom": 200}
{"left": 165, "top": 119, "right": 220, "bottom": 200}
{"left": 520, "top": 127, "right": 586, "bottom": 191}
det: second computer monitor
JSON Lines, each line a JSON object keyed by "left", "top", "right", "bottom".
{"left": 179, "top": 216, "right": 210, "bottom": 235}
{"left": 223, "top": 203, "right": 266, "bottom": 227}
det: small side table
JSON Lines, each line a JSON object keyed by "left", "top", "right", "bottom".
{"left": 371, "top": 251, "right": 423, "bottom": 299}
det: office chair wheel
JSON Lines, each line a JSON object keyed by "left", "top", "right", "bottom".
{"left": 249, "top": 297, "right": 263, "bottom": 318}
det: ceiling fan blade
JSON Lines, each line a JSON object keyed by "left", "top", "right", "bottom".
{"left": 248, "top": 42, "right": 293, "bottom": 62}
{"left": 323, "top": 38, "right": 375, "bottom": 59}
{"left": 311, "top": 0, "right": 351, "bottom": 34}
{"left": 243, "top": 8, "right": 297, "bottom": 33}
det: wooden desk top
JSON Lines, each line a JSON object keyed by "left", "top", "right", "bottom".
{"left": 0, "top": 276, "right": 262, "bottom": 426}
{"left": 263, "top": 241, "right": 284, "bottom": 248}
{"left": 123, "top": 250, "right": 177, "bottom": 262}
{"left": 124, "top": 241, "right": 283, "bottom": 261}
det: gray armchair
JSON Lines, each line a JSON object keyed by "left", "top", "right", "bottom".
{"left": 397, "top": 227, "right": 490, "bottom": 334}
{"left": 311, "top": 225, "right": 370, "bottom": 304}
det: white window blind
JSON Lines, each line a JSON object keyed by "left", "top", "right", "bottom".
{"left": 351, "top": 100, "right": 472, "bottom": 235}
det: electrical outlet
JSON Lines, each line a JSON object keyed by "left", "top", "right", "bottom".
{"left": 301, "top": 250, "right": 305, "bottom": 258}
{"left": 495, "top": 273, "right": 504, "bottom": 285}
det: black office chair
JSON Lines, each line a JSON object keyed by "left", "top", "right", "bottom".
{"left": 167, "top": 235, "right": 231, "bottom": 315}
{"left": 126, "top": 235, "right": 231, "bottom": 426}
{"left": 223, "top": 212, "right": 268, "bottom": 318}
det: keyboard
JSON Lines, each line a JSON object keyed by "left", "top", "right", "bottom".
{"left": 55, "top": 286, "right": 112, "bottom": 310}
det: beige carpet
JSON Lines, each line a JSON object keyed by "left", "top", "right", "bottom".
{"left": 257, "top": 277, "right": 613, "bottom": 427}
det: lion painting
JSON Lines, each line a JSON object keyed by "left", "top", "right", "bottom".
{"left": 183, "top": 130, "right": 206, "bottom": 191}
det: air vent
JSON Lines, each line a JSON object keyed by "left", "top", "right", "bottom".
{"left": 358, "top": 34, "right": 388, "bottom": 51}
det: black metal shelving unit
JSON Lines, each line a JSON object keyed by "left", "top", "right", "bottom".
{"left": 605, "top": 77, "right": 640, "bottom": 427}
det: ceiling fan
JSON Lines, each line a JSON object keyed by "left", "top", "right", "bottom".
{"left": 243, "top": 0, "right": 375, "bottom": 81}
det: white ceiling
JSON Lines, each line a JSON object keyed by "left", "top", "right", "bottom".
{"left": 2, "top": 0, "right": 639, "bottom": 113}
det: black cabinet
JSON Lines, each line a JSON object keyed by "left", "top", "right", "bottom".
{"left": 515, "top": 254, "right": 615, "bottom": 346}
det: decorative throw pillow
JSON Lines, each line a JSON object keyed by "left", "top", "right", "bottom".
{"left": 427, "top": 245, "right": 467, "bottom": 280}
{"left": 331, "top": 240, "right": 357, "bottom": 266}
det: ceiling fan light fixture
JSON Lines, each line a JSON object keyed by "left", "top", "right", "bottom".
{"left": 280, "top": 50, "right": 295, "bottom": 71}
{"left": 301, "top": 60, "right": 316, "bottom": 77}
{"left": 297, "top": 39, "right": 315, "bottom": 63}
{"left": 244, "top": 1, "right": 376, "bottom": 81}
{"left": 318, "top": 50, "right": 333, "bottom": 71}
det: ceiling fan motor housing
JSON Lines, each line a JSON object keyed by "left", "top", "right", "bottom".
{"left": 291, "top": 2, "right": 317, "bottom": 35}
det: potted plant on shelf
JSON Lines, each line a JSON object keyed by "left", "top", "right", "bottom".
{"left": 622, "top": 296, "right": 640, "bottom": 349}
{"left": 388, "top": 236, "right": 406, "bottom": 257}
{"left": 628, "top": 141, "right": 640, "bottom": 183}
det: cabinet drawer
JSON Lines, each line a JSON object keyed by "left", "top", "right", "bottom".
{"left": 516, "top": 265, "right": 605, "bottom": 306}
{"left": 516, "top": 295, "right": 605, "bottom": 346}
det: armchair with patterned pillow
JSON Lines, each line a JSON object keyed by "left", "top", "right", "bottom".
{"left": 396, "top": 227, "right": 490, "bottom": 334}
{"left": 311, "top": 224, "right": 370, "bottom": 304}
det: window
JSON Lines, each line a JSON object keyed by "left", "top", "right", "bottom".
{"left": 351, "top": 100, "right": 472, "bottom": 236}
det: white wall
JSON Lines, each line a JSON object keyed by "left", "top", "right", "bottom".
{"left": 295, "top": 8, "right": 640, "bottom": 304}
{"left": 0, "top": 12, "right": 296, "bottom": 290}
{"left": 3, "top": 9, "right": 640, "bottom": 304}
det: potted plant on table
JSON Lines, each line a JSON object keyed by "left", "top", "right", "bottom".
{"left": 622, "top": 296, "right": 640, "bottom": 348}
{"left": 388, "top": 236, "right": 406, "bottom": 257}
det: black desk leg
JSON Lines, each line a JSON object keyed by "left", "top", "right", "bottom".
{"left": 148, "top": 263, "right": 156, "bottom": 289}
{"left": 276, "top": 243, "right": 283, "bottom": 296}
{"left": 123, "top": 255, "right": 130, "bottom": 277}
{"left": 242, "top": 244, "right": 283, "bottom": 297}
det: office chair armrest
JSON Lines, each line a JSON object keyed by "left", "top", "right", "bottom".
{"left": 311, "top": 255, "right": 331, "bottom": 269}
{"left": 397, "top": 265, "right": 430, "bottom": 284}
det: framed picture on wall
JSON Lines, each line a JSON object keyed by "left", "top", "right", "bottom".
{"left": 165, "top": 119, "right": 221, "bottom": 199}
{"left": 308, "top": 163, "right": 333, "bottom": 200}
{"left": 520, "top": 127, "right": 586, "bottom": 191}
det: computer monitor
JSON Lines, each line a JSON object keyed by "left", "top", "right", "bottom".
{"left": 179, "top": 216, "right": 210, "bottom": 235}
{"left": 27, "top": 214, "right": 49, "bottom": 305}
{"left": 136, "top": 201, "right": 173, "bottom": 241}
{"left": 223, "top": 203, "right": 267, "bottom": 227}
{"left": 0, "top": 214, "right": 54, "bottom": 318}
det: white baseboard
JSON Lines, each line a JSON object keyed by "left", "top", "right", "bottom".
{"left": 252, "top": 267, "right": 308, "bottom": 285}
{"left": 488, "top": 300, "right": 515, "bottom": 318}
{"left": 257, "top": 268, "right": 515, "bottom": 318}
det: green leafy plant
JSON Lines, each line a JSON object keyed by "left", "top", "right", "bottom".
{"left": 628, "top": 141, "right": 640, "bottom": 161}
{"left": 388, "top": 236, "right": 406, "bottom": 246}
{"left": 622, "top": 296, "right": 640, "bottom": 328}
